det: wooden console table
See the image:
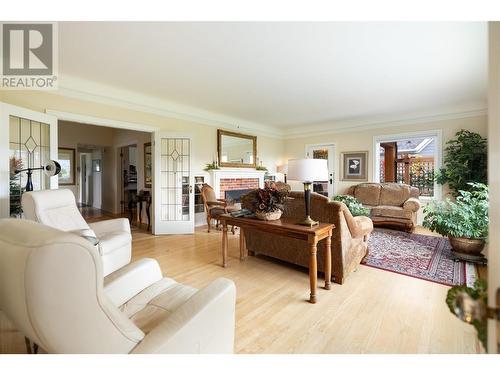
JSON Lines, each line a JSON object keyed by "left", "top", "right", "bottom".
{"left": 219, "top": 215, "right": 334, "bottom": 303}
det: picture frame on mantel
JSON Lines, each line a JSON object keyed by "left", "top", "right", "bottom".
{"left": 341, "top": 151, "right": 368, "bottom": 181}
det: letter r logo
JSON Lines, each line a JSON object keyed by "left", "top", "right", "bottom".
{"left": 2, "top": 24, "right": 53, "bottom": 75}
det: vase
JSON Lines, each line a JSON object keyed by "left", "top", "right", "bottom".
{"left": 255, "top": 210, "right": 282, "bottom": 221}
{"left": 448, "top": 236, "right": 486, "bottom": 263}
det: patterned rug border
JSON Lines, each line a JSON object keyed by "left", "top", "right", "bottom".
{"left": 363, "top": 228, "right": 475, "bottom": 287}
{"left": 360, "top": 262, "right": 468, "bottom": 287}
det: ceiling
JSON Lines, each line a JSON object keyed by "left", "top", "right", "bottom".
{"left": 59, "top": 22, "right": 487, "bottom": 129}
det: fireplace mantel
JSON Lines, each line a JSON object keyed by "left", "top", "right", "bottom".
{"left": 210, "top": 168, "right": 266, "bottom": 198}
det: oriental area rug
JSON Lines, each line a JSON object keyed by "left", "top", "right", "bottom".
{"left": 364, "top": 228, "right": 476, "bottom": 287}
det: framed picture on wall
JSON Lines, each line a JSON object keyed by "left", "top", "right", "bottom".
{"left": 58, "top": 148, "right": 76, "bottom": 185}
{"left": 341, "top": 151, "right": 368, "bottom": 181}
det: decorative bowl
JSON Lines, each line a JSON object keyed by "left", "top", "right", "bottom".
{"left": 255, "top": 210, "right": 282, "bottom": 221}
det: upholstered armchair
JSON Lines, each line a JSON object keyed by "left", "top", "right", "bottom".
{"left": 21, "top": 189, "right": 131, "bottom": 276}
{"left": 200, "top": 183, "right": 238, "bottom": 233}
{"left": 0, "top": 219, "right": 236, "bottom": 354}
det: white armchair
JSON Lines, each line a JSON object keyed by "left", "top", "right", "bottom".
{"left": 21, "top": 189, "right": 131, "bottom": 276}
{"left": 0, "top": 219, "right": 236, "bottom": 354}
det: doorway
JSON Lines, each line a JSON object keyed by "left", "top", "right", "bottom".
{"left": 306, "top": 143, "right": 335, "bottom": 198}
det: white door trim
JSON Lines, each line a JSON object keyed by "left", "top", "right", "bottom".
{"left": 45, "top": 110, "right": 160, "bottom": 132}
{"left": 0, "top": 102, "right": 58, "bottom": 218}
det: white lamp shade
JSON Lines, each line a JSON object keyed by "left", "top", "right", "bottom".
{"left": 287, "top": 159, "right": 328, "bottom": 182}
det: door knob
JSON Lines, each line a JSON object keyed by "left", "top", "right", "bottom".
{"left": 448, "top": 284, "right": 500, "bottom": 352}
{"left": 451, "top": 288, "right": 500, "bottom": 323}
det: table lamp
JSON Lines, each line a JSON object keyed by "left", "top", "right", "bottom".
{"left": 287, "top": 159, "right": 328, "bottom": 226}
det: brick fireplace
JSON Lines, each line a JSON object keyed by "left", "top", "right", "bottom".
{"left": 209, "top": 169, "right": 266, "bottom": 200}
{"left": 220, "top": 178, "right": 259, "bottom": 199}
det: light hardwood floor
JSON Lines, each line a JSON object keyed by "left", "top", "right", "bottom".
{"left": 0, "top": 225, "right": 482, "bottom": 354}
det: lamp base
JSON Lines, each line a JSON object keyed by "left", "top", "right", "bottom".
{"left": 297, "top": 215, "right": 319, "bottom": 227}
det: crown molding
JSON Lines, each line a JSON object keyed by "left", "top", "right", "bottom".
{"left": 283, "top": 106, "right": 487, "bottom": 139}
{"left": 55, "top": 75, "right": 487, "bottom": 141}
{"left": 56, "top": 75, "right": 285, "bottom": 139}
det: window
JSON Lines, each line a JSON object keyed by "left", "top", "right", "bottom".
{"left": 375, "top": 133, "right": 440, "bottom": 198}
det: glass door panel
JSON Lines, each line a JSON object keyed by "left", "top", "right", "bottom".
{"left": 153, "top": 133, "right": 194, "bottom": 234}
{"left": 1, "top": 103, "right": 57, "bottom": 218}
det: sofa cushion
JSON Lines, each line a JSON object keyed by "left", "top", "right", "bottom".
{"left": 370, "top": 205, "right": 413, "bottom": 220}
{"left": 353, "top": 183, "right": 381, "bottom": 206}
{"left": 379, "top": 183, "right": 411, "bottom": 206}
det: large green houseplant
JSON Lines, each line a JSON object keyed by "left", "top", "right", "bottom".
{"left": 436, "top": 129, "right": 487, "bottom": 196}
{"left": 423, "top": 182, "right": 488, "bottom": 257}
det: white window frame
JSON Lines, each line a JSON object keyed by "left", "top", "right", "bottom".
{"left": 372, "top": 129, "right": 443, "bottom": 201}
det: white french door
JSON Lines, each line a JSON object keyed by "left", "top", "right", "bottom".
{"left": 0, "top": 102, "right": 58, "bottom": 218}
{"left": 306, "top": 143, "right": 335, "bottom": 198}
{"left": 153, "top": 132, "right": 194, "bottom": 234}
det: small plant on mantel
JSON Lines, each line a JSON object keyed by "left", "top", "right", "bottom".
{"left": 203, "top": 161, "right": 220, "bottom": 171}
{"left": 255, "top": 165, "right": 268, "bottom": 171}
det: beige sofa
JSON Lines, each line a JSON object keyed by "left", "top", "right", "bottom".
{"left": 347, "top": 182, "right": 420, "bottom": 232}
{"left": 242, "top": 191, "right": 373, "bottom": 285}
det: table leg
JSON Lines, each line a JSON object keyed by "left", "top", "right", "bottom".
{"left": 24, "top": 337, "right": 32, "bottom": 354}
{"left": 309, "top": 240, "right": 318, "bottom": 304}
{"left": 222, "top": 221, "right": 228, "bottom": 267}
{"left": 239, "top": 227, "right": 246, "bottom": 260}
{"left": 146, "top": 201, "right": 151, "bottom": 231}
{"left": 324, "top": 234, "right": 332, "bottom": 290}
{"left": 139, "top": 201, "right": 143, "bottom": 225}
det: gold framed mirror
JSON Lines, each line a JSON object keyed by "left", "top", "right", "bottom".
{"left": 217, "top": 129, "right": 257, "bottom": 168}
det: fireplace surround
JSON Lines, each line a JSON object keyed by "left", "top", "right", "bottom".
{"left": 209, "top": 169, "right": 266, "bottom": 199}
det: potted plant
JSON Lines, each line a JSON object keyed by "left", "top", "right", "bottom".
{"left": 436, "top": 129, "right": 487, "bottom": 196}
{"left": 333, "top": 195, "right": 370, "bottom": 217}
{"left": 423, "top": 182, "right": 488, "bottom": 258}
{"left": 241, "top": 181, "right": 288, "bottom": 220}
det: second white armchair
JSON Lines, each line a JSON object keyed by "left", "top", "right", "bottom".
{"left": 22, "top": 189, "right": 132, "bottom": 276}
